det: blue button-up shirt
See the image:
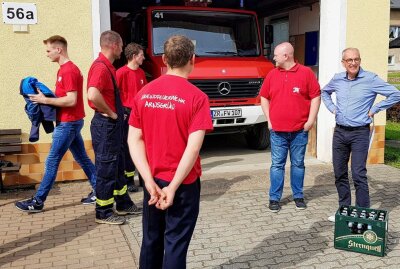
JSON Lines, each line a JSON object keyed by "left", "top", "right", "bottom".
{"left": 322, "top": 68, "right": 400, "bottom": 127}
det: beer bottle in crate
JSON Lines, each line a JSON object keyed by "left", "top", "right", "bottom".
{"left": 334, "top": 206, "right": 388, "bottom": 256}
{"left": 357, "top": 210, "right": 367, "bottom": 233}
{"left": 367, "top": 211, "right": 377, "bottom": 230}
{"left": 341, "top": 207, "right": 348, "bottom": 216}
{"left": 341, "top": 206, "right": 349, "bottom": 214}
{"left": 348, "top": 208, "right": 358, "bottom": 230}
{"left": 378, "top": 212, "right": 385, "bottom": 221}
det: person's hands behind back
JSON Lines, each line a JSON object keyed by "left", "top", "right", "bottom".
{"left": 156, "top": 186, "right": 176, "bottom": 210}
{"left": 145, "top": 180, "right": 165, "bottom": 206}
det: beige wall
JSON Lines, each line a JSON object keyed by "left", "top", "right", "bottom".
{"left": 346, "top": 0, "right": 390, "bottom": 164}
{"left": 346, "top": 0, "right": 390, "bottom": 126}
{"left": 0, "top": 0, "right": 94, "bottom": 143}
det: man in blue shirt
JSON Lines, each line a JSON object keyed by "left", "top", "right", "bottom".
{"left": 322, "top": 48, "right": 400, "bottom": 222}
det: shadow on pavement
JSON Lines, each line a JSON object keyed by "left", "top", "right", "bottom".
{"left": 0, "top": 186, "right": 62, "bottom": 203}
{"left": 264, "top": 170, "right": 400, "bottom": 256}
{"left": 0, "top": 199, "right": 20, "bottom": 208}
{"left": 202, "top": 158, "right": 243, "bottom": 171}
{"left": 0, "top": 212, "right": 96, "bottom": 267}
{"left": 280, "top": 170, "right": 400, "bottom": 213}
{"left": 217, "top": 221, "right": 330, "bottom": 269}
{"left": 388, "top": 231, "right": 400, "bottom": 253}
{"left": 44, "top": 201, "right": 84, "bottom": 212}
{"left": 369, "top": 177, "right": 400, "bottom": 253}
{"left": 369, "top": 177, "right": 400, "bottom": 212}
{"left": 201, "top": 175, "right": 251, "bottom": 201}
{"left": 280, "top": 171, "right": 336, "bottom": 207}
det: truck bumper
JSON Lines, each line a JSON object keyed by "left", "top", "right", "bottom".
{"left": 211, "top": 105, "right": 266, "bottom": 128}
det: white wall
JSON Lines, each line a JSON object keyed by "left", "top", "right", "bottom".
{"left": 317, "top": 0, "right": 348, "bottom": 162}
{"left": 91, "top": 0, "right": 111, "bottom": 59}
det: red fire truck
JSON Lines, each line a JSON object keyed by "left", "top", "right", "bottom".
{"left": 123, "top": 1, "right": 274, "bottom": 149}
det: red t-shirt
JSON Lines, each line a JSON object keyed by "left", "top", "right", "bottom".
{"left": 87, "top": 53, "right": 117, "bottom": 112}
{"left": 55, "top": 61, "right": 85, "bottom": 122}
{"left": 116, "top": 66, "right": 147, "bottom": 108}
{"left": 259, "top": 63, "right": 320, "bottom": 132}
{"left": 129, "top": 75, "right": 213, "bottom": 184}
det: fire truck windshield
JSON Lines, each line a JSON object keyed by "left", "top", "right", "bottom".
{"left": 151, "top": 10, "right": 260, "bottom": 57}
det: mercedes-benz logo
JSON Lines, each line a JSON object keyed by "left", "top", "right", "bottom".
{"left": 218, "top": 82, "right": 231, "bottom": 95}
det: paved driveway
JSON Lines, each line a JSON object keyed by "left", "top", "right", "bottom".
{"left": 126, "top": 158, "right": 400, "bottom": 269}
{"left": 1, "top": 136, "right": 399, "bottom": 268}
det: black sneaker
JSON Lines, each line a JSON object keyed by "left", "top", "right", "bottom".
{"left": 81, "top": 191, "right": 96, "bottom": 205}
{"left": 127, "top": 184, "right": 139, "bottom": 193}
{"left": 268, "top": 200, "right": 280, "bottom": 212}
{"left": 115, "top": 204, "right": 142, "bottom": 216}
{"left": 294, "top": 198, "right": 307, "bottom": 210}
{"left": 95, "top": 215, "right": 126, "bottom": 225}
{"left": 15, "top": 197, "right": 44, "bottom": 213}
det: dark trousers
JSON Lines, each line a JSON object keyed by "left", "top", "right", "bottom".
{"left": 123, "top": 110, "right": 136, "bottom": 179}
{"left": 140, "top": 178, "right": 201, "bottom": 269}
{"left": 123, "top": 109, "right": 144, "bottom": 187}
{"left": 91, "top": 113, "right": 133, "bottom": 219}
{"left": 332, "top": 126, "right": 370, "bottom": 207}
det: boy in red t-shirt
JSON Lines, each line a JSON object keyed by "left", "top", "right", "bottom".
{"left": 15, "top": 35, "right": 96, "bottom": 213}
{"left": 116, "top": 43, "right": 147, "bottom": 192}
{"left": 128, "top": 35, "right": 213, "bottom": 268}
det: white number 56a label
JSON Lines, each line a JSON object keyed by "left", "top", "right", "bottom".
{"left": 2, "top": 2, "right": 37, "bottom": 25}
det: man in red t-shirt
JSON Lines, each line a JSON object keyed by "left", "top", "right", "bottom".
{"left": 116, "top": 43, "right": 147, "bottom": 193}
{"left": 15, "top": 35, "right": 96, "bottom": 213}
{"left": 260, "top": 42, "right": 321, "bottom": 213}
{"left": 87, "top": 31, "right": 140, "bottom": 225}
{"left": 128, "top": 35, "right": 213, "bottom": 268}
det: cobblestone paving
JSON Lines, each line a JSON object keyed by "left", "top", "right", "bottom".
{"left": 0, "top": 163, "right": 399, "bottom": 268}
{"left": 127, "top": 164, "right": 400, "bottom": 269}
{"left": 0, "top": 183, "right": 141, "bottom": 269}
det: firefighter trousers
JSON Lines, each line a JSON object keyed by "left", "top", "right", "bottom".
{"left": 91, "top": 112, "right": 133, "bottom": 219}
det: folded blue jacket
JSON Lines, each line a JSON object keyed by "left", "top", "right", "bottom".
{"left": 20, "top": 77, "right": 57, "bottom": 142}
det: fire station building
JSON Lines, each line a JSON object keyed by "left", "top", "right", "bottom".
{"left": 0, "top": 0, "right": 391, "bottom": 186}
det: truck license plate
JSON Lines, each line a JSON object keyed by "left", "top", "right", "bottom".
{"left": 211, "top": 109, "right": 242, "bottom": 119}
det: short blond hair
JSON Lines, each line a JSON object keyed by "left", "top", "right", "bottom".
{"left": 43, "top": 35, "right": 67, "bottom": 48}
{"left": 163, "top": 35, "right": 194, "bottom": 68}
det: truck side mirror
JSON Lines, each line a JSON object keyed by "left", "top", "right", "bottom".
{"left": 264, "top": 25, "right": 273, "bottom": 45}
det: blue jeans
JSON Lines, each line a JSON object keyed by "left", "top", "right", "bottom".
{"left": 269, "top": 130, "right": 308, "bottom": 201}
{"left": 35, "top": 120, "right": 96, "bottom": 203}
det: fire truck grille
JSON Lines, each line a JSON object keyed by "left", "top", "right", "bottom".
{"left": 189, "top": 79, "right": 263, "bottom": 99}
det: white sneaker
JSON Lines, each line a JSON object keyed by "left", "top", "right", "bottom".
{"left": 328, "top": 215, "right": 335, "bottom": 222}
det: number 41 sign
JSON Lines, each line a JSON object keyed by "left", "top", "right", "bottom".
{"left": 2, "top": 2, "right": 37, "bottom": 24}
